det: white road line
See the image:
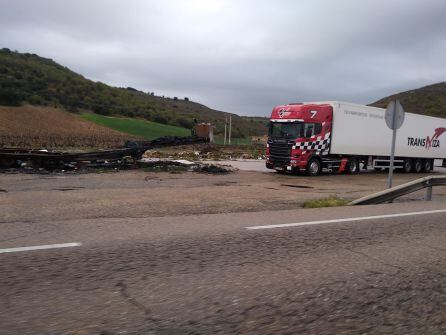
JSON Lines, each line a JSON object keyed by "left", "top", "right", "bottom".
{"left": 0, "top": 242, "right": 82, "bottom": 254}
{"left": 246, "top": 209, "right": 446, "bottom": 230}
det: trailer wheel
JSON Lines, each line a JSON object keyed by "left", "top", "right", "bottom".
{"left": 346, "top": 158, "right": 359, "bottom": 174}
{"left": 306, "top": 158, "right": 321, "bottom": 176}
{"left": 402, "top": 159, "right": 413, "bottom": 173}
{"left": 422, "top": 159, "right": 432, "bottom": 173}
{"left": 413, "top": 159, "right": 423, "bottom": 173}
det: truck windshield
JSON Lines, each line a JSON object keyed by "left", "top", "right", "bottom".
{"left": 269, "top": 122, "right": 323, "bottom": 139}
{"left": 269, "top": 122, "right": 303, "bottom": 139}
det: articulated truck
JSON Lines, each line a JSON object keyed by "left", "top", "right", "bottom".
{"left": 266, "top": 101, "right": 446, "bottom": 176}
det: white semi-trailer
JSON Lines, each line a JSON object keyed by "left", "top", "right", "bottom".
{"left": 266, "top": 101, "right": 446, "bottom": 175}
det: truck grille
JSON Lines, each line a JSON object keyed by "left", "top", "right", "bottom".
{"left": 268, "top": 140, "right": 292, "bottom": 166}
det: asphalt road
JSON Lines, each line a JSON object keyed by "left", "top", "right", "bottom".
{"left": 207, "top": 159, "right": 446, "bottom": 173}
{"left": 1, "top": 202, "right": 446, "bottom": 335}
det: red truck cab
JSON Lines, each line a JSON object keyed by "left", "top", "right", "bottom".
{"left": 266, "top": 103, "right": 334, "bottom": 175}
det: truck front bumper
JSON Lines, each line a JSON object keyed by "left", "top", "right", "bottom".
{"left": 266, "top": 158, "right": 307, "bottom": 172}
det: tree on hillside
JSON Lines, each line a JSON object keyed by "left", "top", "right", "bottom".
{"left": 0, "top": 88, "right": 23, "bottom": 106}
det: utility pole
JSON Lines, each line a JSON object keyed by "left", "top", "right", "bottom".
{"left": 228, "top": 115, "right": 232, "bottom": 145}
{"left": 223, "top": 115, "right": 227, "bottom": 145}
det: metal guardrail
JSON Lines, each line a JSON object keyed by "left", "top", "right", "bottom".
{"left": 349, "top": 175, "right": 446, "bottom": 205}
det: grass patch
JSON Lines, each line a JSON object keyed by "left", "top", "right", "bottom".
{"left": 80, "top": 113, "right": 191, "bottom": 139}
{"left": 303, "top": 195, "right": 348, "bottom": 208}
{"left": 213, "top": 136, "right": 253, "bottom": 145}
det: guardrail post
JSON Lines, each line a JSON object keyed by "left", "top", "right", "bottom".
{"left": 426, "top": 186, "right": 433, "bottom": 201}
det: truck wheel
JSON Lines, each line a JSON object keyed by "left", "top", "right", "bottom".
{"left": 306, "top": 158, "right": 321, "bottom": 176}
{"left": 402, "top": 159, "right": 413, "bottom": 173}
{"left": 346, "top": 158, "right": 359, "bottom": 174}
{"left": 423, "top": 159, "right": 433, "bottom": 173}
{"left": 413, "top": 159, "right": 423, "bottom": 173}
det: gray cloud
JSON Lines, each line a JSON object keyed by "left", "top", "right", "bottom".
{"left": 1, "top": 0, "right": 446, "bottom": 116}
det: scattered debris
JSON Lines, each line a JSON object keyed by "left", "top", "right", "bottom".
{"left": 137, "top": 158, "right": 235, "bottom": 174}
{"left": 138, "top": 158, "right": 197, "bottom": 167}
{"left": 0, "top": 135, "right": 210, "bottom": 173}
{"left": 1, "top": 139, "right": 264, "bottom": 175}
{"left": 197, "top": 164, "right": 233, "bottom": 174}
{"left": 142, "top": 143, "right": 266, "bottom": 161}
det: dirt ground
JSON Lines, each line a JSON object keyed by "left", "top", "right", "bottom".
{"left": 1, "top": 167, "right": 446, "bottom": 224}
{"left": 0, "top": 105, "right": 133, "bottom": 149}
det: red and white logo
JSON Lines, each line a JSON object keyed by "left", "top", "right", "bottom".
{"left": 407, "top": 127, "right": 446, "bottom": 149}
{"left": 278, "top": 108, "right": 291, "bottom": 118}
{"left": 428, "top": 127, "right": 446, "bottom": 149}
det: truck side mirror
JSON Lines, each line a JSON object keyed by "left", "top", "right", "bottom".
{"left": 305, "top": 130, "right": 312, "bottom": 138}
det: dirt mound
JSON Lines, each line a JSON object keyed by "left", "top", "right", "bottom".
{"left": 0, "top": 105, "right": 136, "bottom": 149}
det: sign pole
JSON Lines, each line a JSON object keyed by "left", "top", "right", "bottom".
{"left": 387, "top": 128, "right": 397, "bottom": 188}
{"left": 384, "top": 99, "right": 405, "bottom": 190}
{"left": 387, "top": 101, "right": 398, "bottom": 189}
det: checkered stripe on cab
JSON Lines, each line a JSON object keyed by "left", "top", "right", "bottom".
{"left": 292, "top": 133, "right": 331, "bottom": 155}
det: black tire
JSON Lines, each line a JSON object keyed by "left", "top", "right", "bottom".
{"left": 306, "top": 158, "right": 321, "bottom": 176}
{"left": 423, "top": 159, "right": 433, "bottom": 173}
{"left": 413, "top": 159, "right": 423, "bottom": 173}
{"left": 42, "top": 159, "right": 59, "bottom": 170}
{"left": 32, "top": 158, "right": 43, "bottom": 168}
{"left": 0, "top": 157, "right": 16, "bottom": 168}
{"left": 346, "top": 158, "right": 359, "bottom": 174}
{"left": 402, "top": 159, "right": 413, "bottom": 173}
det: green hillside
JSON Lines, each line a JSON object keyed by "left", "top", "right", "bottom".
{"left": 80, "top": 113, "right": 190, "bottom": 139}
{"left": 0, "top": 48, "right": 268, "bottom": 138}
{"left": 370, "top": 82, "right": 446, "bottom": 118}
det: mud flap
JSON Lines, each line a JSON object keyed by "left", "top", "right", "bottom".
{"left": 338, "top": 158, "right": 348, "bottom": 173}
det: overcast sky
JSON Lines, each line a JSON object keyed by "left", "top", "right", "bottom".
{"left": 1, "top": 0, "right": 446, "bottom": 116}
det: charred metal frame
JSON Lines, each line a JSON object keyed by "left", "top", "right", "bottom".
{"left": 0, "top": 136, "right": 208, "bottom": 169}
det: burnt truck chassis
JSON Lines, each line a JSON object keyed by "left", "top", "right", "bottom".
{"left": 0, "top": 136, "right": 209, "bottom": 169}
